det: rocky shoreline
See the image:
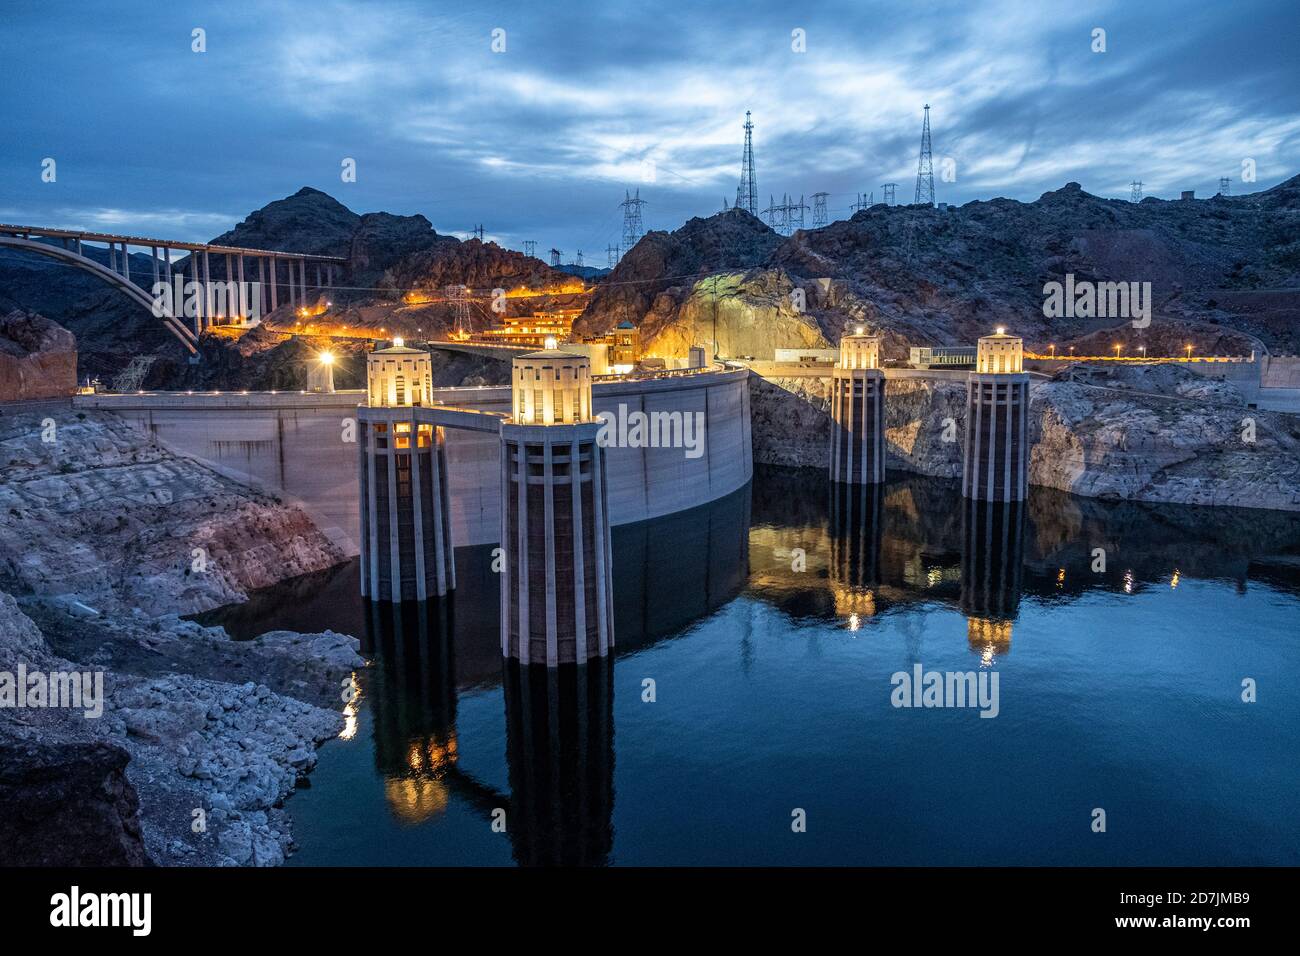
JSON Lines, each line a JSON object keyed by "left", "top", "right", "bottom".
{"left": 0, "top": 406, "right": 362, "bottom": 865}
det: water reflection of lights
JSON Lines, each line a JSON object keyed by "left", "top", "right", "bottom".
{"left": 926, "top": 567, "right": 942, "bottom": 587}
{"left": 1170, "top": 569, "right": 1180, "bottom": 589}
{"left": 1056, "top": 568, "right": 1066, "bottom": 588}
{"left": 833, "top": 587, "right": 876, "bottom": 620}
{"left": 384, "top": 778, "right": 450, "bottom": 823}
{"left": 339, "top": 672, "right": 361, "bottom": 740}
{"left": 967, "top": 618, "right": 1012, "bottom": 663}
{"left": 1123, "top": 570, "right": 1134, "bottom": 594}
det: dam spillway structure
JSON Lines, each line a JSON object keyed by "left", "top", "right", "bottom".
{"left": 500, "top": 340, "right": 614, "bottom": 666}
{"left": 829, "top": 328, "right": 886, "bottom": 485}
{"left": 962, "top": 328, "right": 1029, "bottom": 503}
{"left": 358, "top": 340, "right": 456, "bottom": 602}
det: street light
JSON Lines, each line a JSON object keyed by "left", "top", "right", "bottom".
{"left": 1186, "top": 343, "right": 1193, "bottom": 360}
{"left": 1114, "top": 343, "right": 1122, "bottom": 358}
{"left": 1049, "top": 343, "right": 1056, "bottom": 358}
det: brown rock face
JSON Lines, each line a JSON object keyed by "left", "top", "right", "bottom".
{"left": 0, "top": 309, "right": 77, "bottom": 401}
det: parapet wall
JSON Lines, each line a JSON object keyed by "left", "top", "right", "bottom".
{"left": 74, "top": 367, "right": 752, "bottom": 554}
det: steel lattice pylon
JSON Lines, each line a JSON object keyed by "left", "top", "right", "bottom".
{"left": 620, "top": 189, "right": 647, "bottom": 249}
{"left": 914, "top": 104, "right": 935, "bottom": 206}
{"left": 736, "top": 111, "right": 758, "bottom": 216}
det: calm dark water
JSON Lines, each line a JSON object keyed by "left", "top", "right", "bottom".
{"left": 198, "top": 467, "right": 1300, "bottom": 866}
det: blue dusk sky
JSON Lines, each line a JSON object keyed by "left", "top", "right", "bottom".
{"left": 1, "top": 0, "right": 1297, "bottom": 258}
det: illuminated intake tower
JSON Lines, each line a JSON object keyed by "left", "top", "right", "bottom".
{"left": 358, "top": 341, "right": 456, "bottom": 602}
{"left": 962, "top": 329, "right": 1029, "bottom": 502}
{"left": 829, "top": 329, "right": 885, "bottom": 484}
{"left": 500, "top": 341, "right": 614, "bottom": 665}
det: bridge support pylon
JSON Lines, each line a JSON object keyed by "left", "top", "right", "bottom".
{"left": 962, "top": 329, "right": 1029, "bottom": 503}
{"left": 830, "top": 328, "right": 885, "bottom": 485}
{"left": 500, "top": 342, "right": 614, "bottom": 666}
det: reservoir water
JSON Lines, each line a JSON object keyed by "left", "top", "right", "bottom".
{"left": 198, "top": 466, "right": 1300, "bottom": 866}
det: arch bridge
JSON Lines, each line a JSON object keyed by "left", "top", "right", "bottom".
{"left": 0, "top": 223, "right": 347, "bottom": 356}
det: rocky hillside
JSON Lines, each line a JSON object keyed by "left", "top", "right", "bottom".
{"left": 0, "top": 407, "right": 366, "bottom": 865}
{"left": 581, "top": 175, "right": 1300, "bottom": 359}
{"left": 574, "top": 207, "right": 782, "bottom": 341}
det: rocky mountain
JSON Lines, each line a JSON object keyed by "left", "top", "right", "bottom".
{"left": 207, "top": 186, "right": 361, "bottom": 258}
{"left": 574, "top": 207, "right": 782, "bottom": 341}
{"left": 580, "top": 175, "right": 1300, "bottom": 358}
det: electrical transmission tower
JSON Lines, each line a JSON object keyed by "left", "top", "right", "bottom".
{"left": 607, "top": 244, "right": 620, "bottom": 268}
{"left": 575, "top": 250, "right": 584, "bottom": 268}
{"left": 811, "top": 192, "right": 829, "bottom": 228}
{"left": 1129, "top": 181, "right": 1143, "bottom": 203}
{"left": 881, "top": 183, "right": 897, "bottom": 205}
{"left": 735, "top": 111, "right": 758, "bottom": 215}
{"left": 620, "top": 189, "right": 647, "bottom": 249}
{"left": 914, "top": 104, "right": 935, "bottom": 206}
{"left": 764, "top": 195, "right": 786, "bottom": 234}
{"left": 850, "top": 191, "right": 875, "bottom": 213}
{"left": 788, "top": 194, "right": 808, "bottom": 232}
{"left": 472, "top": 224, "right": 484, "bottom": 241}
{"left": 524, "top": 240, "right": 536, "bottom": 259}
{"left": 445, "top": 285, "right": 472, "bottom": 337}
{"left": 550, "top": 248, "right": 562, "bottom": 267}
{"left": 1218, "top": 177, "right": 1231, "bottom": 196}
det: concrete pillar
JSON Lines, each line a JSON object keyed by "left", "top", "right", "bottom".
{"left": 500, "top": 342, "right": 612, "bottom": 666}
{"left": 270, "top": 257, "right": 279, "bottom": 311}
{"left": 287, "top": 256, "right": 295, "bottom": 307}
{"left": 150, "top": 246, "right": 160, "bottom": 289}
{"left": 237, "top": 254, "right": 246, "bottom": 321}
{"left": 258, "top": 256, "right": 266, "bottom": 315}
{"left": 109, "top": 242, "right": 117, "bottom": 273}
{"left": 201, "top": 250, "right": 212, "bottom": 331}
{"left": 500, "top": 422, "right": 614, "bottom": 665}
{"left": 829, "top": 330, "right": 885, "bottom": 485}
{"left": 224, "top": 253, "right": 234, "bottom": 320}
{"left": 962, "top": 330, "right": 1029, "bottom": 503}
{"left": 315, "top": 262, "right": 322, "bottom": 289}
{"left": 122, "top": 243, "right": 130, "bottom": 283}
{"left": 299, "top": 258, "right": 307, "bottom": 302}
{"left": 359, "top": 342, "right": 453, "bottom": 603}
{"left": 358, "top": 408, "right": 456, "bottom": 602}
{"left": 189, "top": 253, "right": 201, "bottom": 335}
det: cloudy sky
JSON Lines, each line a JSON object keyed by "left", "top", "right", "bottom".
{"left": 2, "top": 0, "right": 1297, "bottom": 261}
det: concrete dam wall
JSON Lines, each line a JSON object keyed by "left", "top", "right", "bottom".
{"left": 75, "top": 367, "right": 753, "bottom": 554}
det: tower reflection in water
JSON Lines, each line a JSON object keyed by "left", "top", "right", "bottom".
{"left": 362, "top": 600, "right": 459, "bottom": 825}
{"left": 362, "top": 599, "right": 615, "bottom": 866}
{"left": 503, "top": 659, "right": 614, "bottom": 866}
{"left": 829, "top": 481, "right": 883, "bottom": 626}
{"left": 960, "top": 497, "right": 1026, "bottom": 662}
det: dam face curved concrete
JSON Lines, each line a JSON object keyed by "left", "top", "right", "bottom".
{"left": 74, "top": 367, "right": 753, "bottom": 554}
